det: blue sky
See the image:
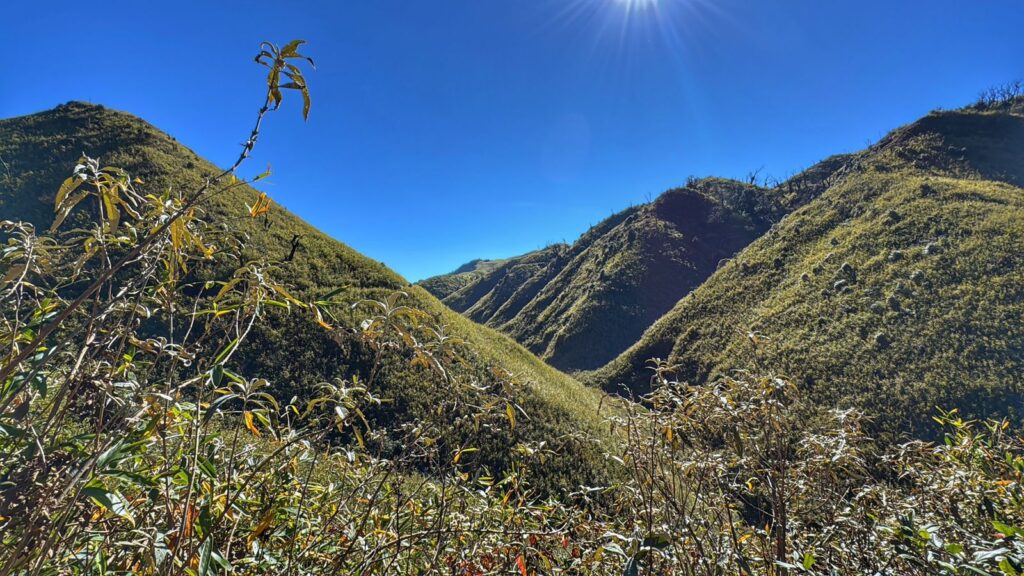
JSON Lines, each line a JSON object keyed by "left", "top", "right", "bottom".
{"left": 3, "top": 1, "right": 1022, "bottom": 281}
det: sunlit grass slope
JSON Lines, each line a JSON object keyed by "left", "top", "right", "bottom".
{"left": 591, "top": 102, "right": 1024, "bottom": 440}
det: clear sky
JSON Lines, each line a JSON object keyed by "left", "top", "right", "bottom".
{"left": 3, "top": 1, "right": 1022, "bottom": 281}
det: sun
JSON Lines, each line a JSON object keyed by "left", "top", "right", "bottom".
{"left": 549, "top": 0, "right": 715, "bottom": 62}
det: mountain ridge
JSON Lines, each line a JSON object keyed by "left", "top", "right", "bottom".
{"left": 420, "top": 100, "right": 1024, "bottom": 439}
{"left": 419, "top": 171, "right": 833, "bottom": 372}
{"left": 590, "top": 102, "right": 1024, "bottom": 438}
{"left": 0, "top": 100, "right": 619, "bottom": 492}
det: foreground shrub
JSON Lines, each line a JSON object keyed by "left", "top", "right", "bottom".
{"left": 608, "top": 356, "right": 1023, "bottom": 575}
{"left": 0, "top": 41, "right": 602, "bottom": 575}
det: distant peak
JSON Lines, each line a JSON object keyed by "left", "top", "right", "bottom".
{"left": 452, "top": 259, "right": 491, "bottom": 274}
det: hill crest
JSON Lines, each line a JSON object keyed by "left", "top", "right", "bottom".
{"left": 590, "top": 103, "right": 1024, "bottom": 438}
{"left": 0, "top": 101, "right": 619, "bottom": 492}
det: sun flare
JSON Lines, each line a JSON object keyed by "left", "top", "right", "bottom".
{"left": 614, "top": 0, "right": 659, "bottom": 8}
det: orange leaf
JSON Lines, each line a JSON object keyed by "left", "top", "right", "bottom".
{"left": 249, "top": 192, "right": 272, "bottom": 217}
{"left": 244, "top": 411, "right": 262, "bottom": 437}
{"left": 183, "top": 504, "right": 196, "bottom": 539}
{"left": 516, "top": 554, "right": 528, "bottom": 576}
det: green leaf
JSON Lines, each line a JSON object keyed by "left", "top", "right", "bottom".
{"left": 623, "top": 556, "right": 639, "bottom": 576}
{"left": 642, "top": 533, "right": 671, "bottom": 550}
{"left": 0, "top": 422, "right": 26, "bottom": 437}
{"left": 198, "top": 504, "right": 214, "bottom": 538}
{"left": 974, "top": 547, "right": 1011, "bottom": 563}
{"left": 82, "top": 485, "right": 135, "bottom": 526}
{"left": 94, "top": 548, "right": 108, "bottom": 576}
{"left": 280, "top": 39, "right": 305, "bottom": 56}
{"left": 197, "top": 537, "right": 213, "bottom": 576}
{"left": 96, "top": 440, "right": 125, "bottom": 469}
{"left": 945, "top": 543, "right": 965, "bottom": 555}
{"left": 103, "top": 469, "right": 156, "bottom": 487}
{"left": 197, "top": 456, "right": 217, "bottom": 479}
{"left": 802, "top": 552, "right": 816, "bottom": 570}
{"left": 301, "top": 86, "right": 311, "bottom": 121}
{"left": 212, "top": 338, "right": 239, "bottom": 364}
{"left": 203, "top": 393, "right": 238, "bottom": 426}
{"left": 211, "top": 550, "right": 231, "bottom": 572}
{"left": 993, "top": 520, "right": 1019, "bottom": 537}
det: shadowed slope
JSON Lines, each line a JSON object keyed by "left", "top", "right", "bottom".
{"left": 421, "top": 179, "right": 785, "bottom": 371}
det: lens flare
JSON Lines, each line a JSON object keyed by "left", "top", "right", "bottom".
{"left": 614, "top": 0, "right": 659, "bottom": 10}
{"left": 545, "top": 0, "right": 721, "bottom": 58}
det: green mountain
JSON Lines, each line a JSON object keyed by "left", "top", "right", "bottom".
{"left": 427, "top": 244, "right": 565, "bottom": 321}
{"left": 419, "top": 178, "right": 795, "bottom": 372}
{"left": 591, "top": 100, "right": 1024, "bottom": 439}
{"left": 419, "top": 255, "right": 516, "bottom": 300}
{"left": 0, "top": 101, "right": 617, "bottom": 493}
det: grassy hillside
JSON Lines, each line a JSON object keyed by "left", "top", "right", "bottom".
{"left": 420, "top": 179, "right": 783, "bottom": 372}
{"left": 418, "top": 256, "right": 511, "bottom": 299}
{"left": 591, "top": 102, "right": 1024, "bottom": 439}
{"left": 0, "top": 102, "right": 618, "bottom": 493}
{"left": 441, "top": 245, "right": 566, "bottom": 318}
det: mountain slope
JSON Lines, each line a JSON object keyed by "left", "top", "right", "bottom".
{"left": 421, "top": 178, "right": 787, "bottom": 371}
{"left": 0, "top": 102, "right": 618, "bottom": 492}
{"left": 419, "top": 257, "right": 512, "bottom": 300}
{"left": 591, "top": 102, "right": 1024, "bottom": 439}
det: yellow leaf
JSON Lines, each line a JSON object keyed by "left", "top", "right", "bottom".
{"left": 249, "top": 192, "right": 272, "bottom": 217}
{"left": 453, "top": 447, "right": 478, "bottom": 464}
{"left": 272, "top": 284, "right": 303, "bottom": 305}
{"left": 54, "top": 175, "right": 84, "bottom": 210}
{"left": 312, "top": 306, "right": 333, "bottom": 330}
{"left": 506, "top": 403, "right": 516, "bottom": 431}
{"left": 248, "top": 509, "right": 276, "bottom": 544}
{"left": 244, "top": 411, "right": 261, "bottom": 437}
